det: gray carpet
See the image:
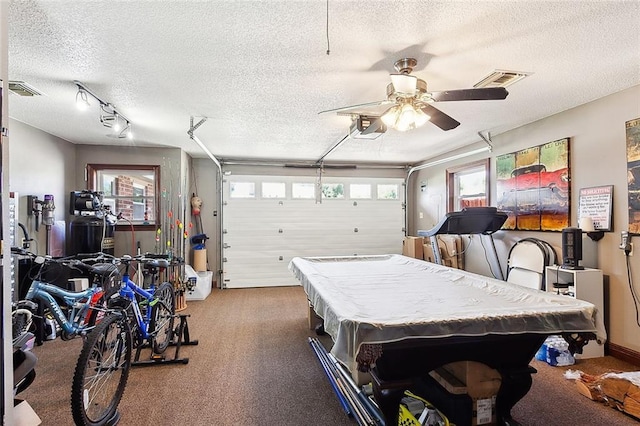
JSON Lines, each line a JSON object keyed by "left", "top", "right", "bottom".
{"left": 19, "top": 286, "right": 640, "bottom": 425}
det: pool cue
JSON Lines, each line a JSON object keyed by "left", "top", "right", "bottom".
{"left": 309, "top": 338, "right": 370, "bottom": 425}
{"left": 328, "top": 353, "right": 385, "bottom": 425}
{"left": 312, "top": 339, "right": 375, "bottom": 426}
{"left": 308, "top": 338, "right": 352, "bottom": 416}
{"left": 309, "top": 338, "right": 374, "bottom": 425}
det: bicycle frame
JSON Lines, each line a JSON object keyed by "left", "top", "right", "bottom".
{"left": 25, "top": 280, "right": 104, "bottom": 337}
{"left": 117, "top": 270, "right": 158, "bottom": 341}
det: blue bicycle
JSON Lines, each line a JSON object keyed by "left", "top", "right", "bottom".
{"left": 71, "top": 254, "right": 175, "bottom": 426}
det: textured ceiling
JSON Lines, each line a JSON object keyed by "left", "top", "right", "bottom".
{"left": 7, "top": 1, "right": 640, "bottom": 166}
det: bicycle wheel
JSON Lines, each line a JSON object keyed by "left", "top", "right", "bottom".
{"left": 71, "top": 312, "right": 132, "bottom": 426}
{"left": 149, "top": 282, "right": 175, "bottom": 354}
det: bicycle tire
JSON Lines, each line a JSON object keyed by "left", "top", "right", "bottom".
{"left": 71, "top": 312, "right": 132, "bottom": 426}
{"left": 149, "top": 282, "right": 175, "bottom": 354}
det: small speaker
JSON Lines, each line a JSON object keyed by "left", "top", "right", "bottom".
{"left": 561, "top": 227, "right": 584, "bottom": 270}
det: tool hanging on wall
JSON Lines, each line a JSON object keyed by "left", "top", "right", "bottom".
{"left": 29, "top": 194, "right": 56, "bottom": 255}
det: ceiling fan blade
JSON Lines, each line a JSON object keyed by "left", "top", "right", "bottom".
{"left": 430, "top": 87, "right": 509, "bottom": 102}
{"left": 318, "top": 100, "right": 391, "bottom": 115}
{"left": 419, "top": 103, "right": 461, "bottom": 131}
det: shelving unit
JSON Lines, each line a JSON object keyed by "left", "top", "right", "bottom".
{"left": 545, "top": 266, "right": 605, "bottom": 358}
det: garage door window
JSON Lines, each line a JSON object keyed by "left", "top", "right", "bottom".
{"left": 350, "top": 184, "right": 372, "bottom": 199}
{"left": 230, "top": 182, "right": 255, "bottom": 198}
{"left": 292, "top": 183, "right": 315, "bottom": 199}
{"left": 322, "top": 183, "right": 345, "bottom": 199}
{"left": 262, "top": 182, "right": 286, "bottom": 198}
{"left": 377, "top": 184, "right": 399, "bottom": 200}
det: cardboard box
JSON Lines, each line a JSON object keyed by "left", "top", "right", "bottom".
{"left": 429, "top": 361, "right": 501, "bottom": 425}
{"left": 423, "top": 235, "right": 465, "bottom": 269}
{"left": 402, "top": 236, "right": 424, "bottom": 259}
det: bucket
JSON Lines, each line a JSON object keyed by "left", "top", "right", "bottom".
{"left": 193, "top": 248, "right": 207, "bottom": 272}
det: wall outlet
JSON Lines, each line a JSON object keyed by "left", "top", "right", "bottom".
{"left": 620, "top": 231, "right": 632, "bottom": 254}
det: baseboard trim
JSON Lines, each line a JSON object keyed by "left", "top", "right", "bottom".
{"left": 608, "top": 342, "right": 640, "bottom": 367}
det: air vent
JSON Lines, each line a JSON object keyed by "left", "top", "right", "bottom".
{"left": 473, "top": 70, "right": 531, "bottom": 88}
{"left": 8, "top": 81, "right": 44, "bottom": 97}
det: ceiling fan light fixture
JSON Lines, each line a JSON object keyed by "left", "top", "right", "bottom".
{"left": 390, "top": 74, "right": 417, "bottom": 97}
{"left": 381, "top": 106, "right": 400, "bottom": 127}
{"left": 414, "top": 107, "right": 430, "bottom": 127}
{"left": 396, "top": 103, "right": 417, "bottom": 132}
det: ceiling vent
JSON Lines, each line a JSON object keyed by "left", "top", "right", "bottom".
{"left": 473, "top": 70, "right": 531, "bottom": 88}
{"left": 8, "top": 81, "right": 44, "bottom": 97}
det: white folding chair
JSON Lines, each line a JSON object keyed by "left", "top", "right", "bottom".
{"left": 506, "top": 239, "right": 549, "bottom": 290}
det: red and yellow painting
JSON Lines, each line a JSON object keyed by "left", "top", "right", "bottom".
{"left": 496, "top": 138, "right": 570, "bottom": 231}
{"left": 627, "top": 118, "right": 640, "bottom": 234}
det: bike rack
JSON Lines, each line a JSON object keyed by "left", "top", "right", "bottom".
{"left": 131, "top": 314, "right": 199, "bottom": 367}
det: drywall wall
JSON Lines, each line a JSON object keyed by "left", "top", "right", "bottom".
{"left": 75, "top": 144, "right": 186, "bottom": 259}
{"left": 8, "top": 118, "right": 77, "bottom": 256}
{"left": 411, "top": 84, "right": 640, "bottom": 353}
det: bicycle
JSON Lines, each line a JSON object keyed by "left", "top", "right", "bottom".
{"left": 107, "top": 254, "right": 176, "bottom": 355}
{"left": 11, "top": 247, "right": 120, "bottom": 341}
{"left": 71, "top": 254, "right": 176, "bottom": 425}
{"left": 11, "top": 248, "right": 131, "bottom": 426}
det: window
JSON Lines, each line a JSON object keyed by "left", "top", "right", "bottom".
{"left": 262, "top": 182, "right": 286, "bottom": 198}
{"left": 446, "top": 159, "right": 489, "bottom": 212}
{"left": 87, "top": 164, "right": 159, "bottom": 229}
{"left": 292, "top": 183, "right": 315, "bottom": 199}
{"left": 350, "top": 184, "right": 371, "bottom": 199}
{"left": 322, "top": 183, "right": 344, "bottom": 199}
{"left": 230, "top": 182, "right": 256, "bottom": 198}
{"left": 377, "top": 184, "right": 399, "bottom": 200}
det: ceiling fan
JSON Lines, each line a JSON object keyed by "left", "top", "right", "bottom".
{"left": 320, "top": 58, "right": 509, "bottom": 134}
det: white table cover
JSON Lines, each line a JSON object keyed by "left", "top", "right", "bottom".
{"left": 289, "top": 254, "right": 607, "bottom": 369}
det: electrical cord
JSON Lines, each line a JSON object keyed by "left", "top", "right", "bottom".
{"left": 625, "top": 252, "right": 640, "bottom": 327}
{"left": 478, "top": 235, "right": 498, "bottom": 279}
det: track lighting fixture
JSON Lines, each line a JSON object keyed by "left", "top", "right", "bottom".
{"left": 74, "top": 80, "right": 133, "bottom": 139}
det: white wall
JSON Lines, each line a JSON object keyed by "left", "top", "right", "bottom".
{"left": 410, "top": 84, "right": 640, "bottom": 353}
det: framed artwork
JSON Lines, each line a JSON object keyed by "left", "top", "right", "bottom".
{"left": 626, "top": 117, "right": 640, "bottom": 234}
{"left": 496, "top": 138, "right": 570, "bottom": 231}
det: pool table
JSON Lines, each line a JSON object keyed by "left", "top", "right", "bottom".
{"left": 289, "top": 254, "right": 606, "bottom": 425}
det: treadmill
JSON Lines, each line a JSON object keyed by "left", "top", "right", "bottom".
{"left": 417, "top": 207, "right": 508, "bottom": 279}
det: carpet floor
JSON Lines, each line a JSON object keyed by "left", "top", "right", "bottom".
{"left": 18, "top": 286, "right": 640, "bottom": 425}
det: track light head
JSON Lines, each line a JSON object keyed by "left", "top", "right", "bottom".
{"left": 74, "top": 80, "right": 132, "bottom": 139}
{"left": 75, "top": 88, "right": 90, "bottom": 110}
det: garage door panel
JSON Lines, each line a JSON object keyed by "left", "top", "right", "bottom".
{"left": 223, "top": 175, "right": 404, "bottom": 288}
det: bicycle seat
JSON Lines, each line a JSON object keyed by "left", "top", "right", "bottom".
{"left": 90, "top": 263, "right": 118, "bottom": 277}
{"left": 142, "top": 259, "right": 169, "bottom": 270}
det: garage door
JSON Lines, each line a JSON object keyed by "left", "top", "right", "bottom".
{"left": 222, "top": 175, "right": 405, "bottom": 288}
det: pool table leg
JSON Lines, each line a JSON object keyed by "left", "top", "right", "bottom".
{"left": 496, "top": 365, "right": 537, "bottom": 426}
{"left": 370, "top": 370, "right": 413, "bottom": 424}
